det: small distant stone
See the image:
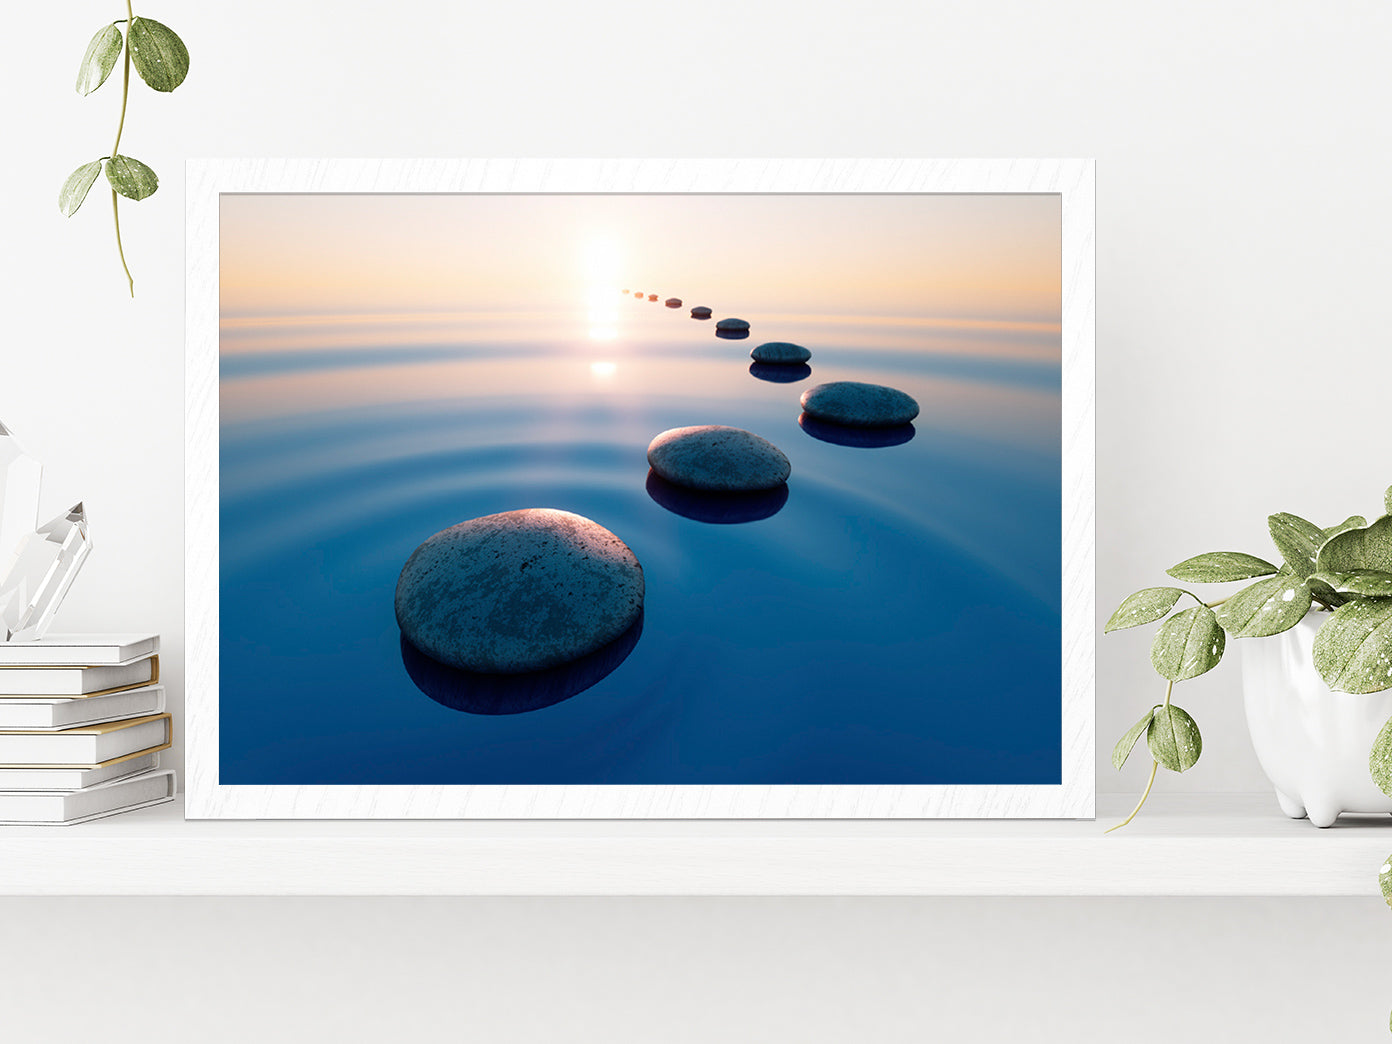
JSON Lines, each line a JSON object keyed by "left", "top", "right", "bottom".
{"left": 716, "top": 318, "right": 749, "bottom": 332}
{"left": 665, "top": 298, "right": 682, "bottom": 308}
{"left": 800, "top": 381, "right": 920, "bottom": 428}
{"left": 690, "top": 306, "right": 712, "bottom": 319}
{"left": 647, "top": 425, "right": 791, "bottom": 492}
{"left": 750, "top": 342, "right": 811, "bottom": 365}
{"left": 395, "top": 509, "right": 644, "bottom": 674}
{"left": 647, "top": 294, "right": 659, "bottom": 301}
{"left": 621, "top": 289, "right": 630, "bottom": 294}
{"left": 633, "top": 292, "right": 643, "bottom": 298}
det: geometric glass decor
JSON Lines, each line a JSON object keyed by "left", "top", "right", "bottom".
{"left": 0, "top": 502, "right": 92, "bottom": 642}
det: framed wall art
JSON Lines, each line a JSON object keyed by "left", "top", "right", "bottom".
{"left": 185, "top": 158, "right": 1095, "bottom": 818}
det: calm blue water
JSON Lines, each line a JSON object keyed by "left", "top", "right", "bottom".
{"left": 219, "top": 303, "right": 1061, "bottom": 784}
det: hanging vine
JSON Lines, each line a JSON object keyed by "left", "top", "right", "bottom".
{"left": 59, "top": 5, "right": 189, "bottom": 297}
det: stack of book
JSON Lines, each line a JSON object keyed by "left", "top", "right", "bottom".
{"left": 0, "top": 634, "right": 174, "bottom": 825}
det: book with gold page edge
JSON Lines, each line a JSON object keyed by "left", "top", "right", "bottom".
{"left": 0, "top": 655, "right": 158, "bottom": 697}
{"left": 0, "top": 713, "right": 171, "bottom": 767}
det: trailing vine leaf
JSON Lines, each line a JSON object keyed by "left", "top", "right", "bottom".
{"left": 1312, "top": 599, "right": 1392, "bottom": 694}
{"left": 1104, "top": 588, "right": 1185, "bottom": 633}
{"left": 76, "top": 23, "right": 123, "bottom": 95}
{"left": 1324, "top": 515, "right": 1368, "bottom": 541}
{"left": 1215, "top": 575, "right": 1312, "bottom": 638}
{"left": 1380, "top": 849, "right": 1392, "bottom": 906}
{"left": 1268, "top": 513, "right": 1325, "bottom": 579}
{"left": 128, "top": 17, "right": 189, "bottom": 92}
{"left": 1309, "top": 570, "right": 1392, "bottom": 598}
{"left": 1150, "top": 606, "right": 1225, "bottom": 681}
{"left": 1147, "top": 704, "right": 1202, "bottom": 772}
{"left": 1112, "top": 708, "right": 1156, "bottom": 770}
{"left": 1317, "top": 515, "right": 1392, "bottom": 575}
{"left": 1166, "top": 551, "right": 1278, "bottom": 583}
{"left": 58, "top": 160, "right": 105, "bottom": 217}
{"left": 104, "top": 155, "right": 159, "bottom": 201}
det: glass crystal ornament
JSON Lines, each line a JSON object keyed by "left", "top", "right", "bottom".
{"left": 0, "top": 421, "right": 42, "bottom": 567}
{"left": 0, "top": 503, "right": 92, "bottom": 642}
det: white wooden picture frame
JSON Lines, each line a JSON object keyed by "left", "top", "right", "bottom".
{"left": 185, "top": 158, "right": 1095, "bottom": 819}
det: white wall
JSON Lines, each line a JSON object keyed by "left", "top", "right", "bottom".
{"left": 3, "top": 2, "right": 1391, "bottom": 1040}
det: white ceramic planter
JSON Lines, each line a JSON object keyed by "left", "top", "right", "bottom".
{"left": 1241, "top": 611, "right": 1392, "bottom": 827}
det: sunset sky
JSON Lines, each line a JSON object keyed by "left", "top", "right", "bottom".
{"left": 220, "top": 193, "right": 1061, "bottom": 324}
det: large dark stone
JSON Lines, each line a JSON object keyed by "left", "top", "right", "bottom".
{"left": 395, "top": 509, "right": 644, "bottom": 673}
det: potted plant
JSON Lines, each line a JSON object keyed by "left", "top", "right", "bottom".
{"left": 1106, "top": 483, "right": 1392, "bottom": 829}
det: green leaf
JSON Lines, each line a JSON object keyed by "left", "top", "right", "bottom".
{"left": 1166, "top": 551, "right": 1278, "bottom": 584}
{"left": 1104, "top": 588, "right": 1185, "bottom": 633}
{"left": 128, "top": 17, "right": 189, "bottom": 92}
{"left": 1214, "top": 575, "right": 1312, "bottom": 638}
{"left": 1371, "top": 719, "right": 1392, "bottom": 799}
{"left": 1385, "top": 486, "right": 1391, "bottom": 516}
{"left": 1112, "top": 708, "right": 1156, "bottom": 770}
{"left": 1309, "top": 570, "right": 1392, "bottom": 598}
{"left": 1324, "top": 515, "right": 1368, "bottom": 540}
{"left": 1306, "top": 574, "right": 1351, "bottom": 610}
{"left": 75, "top": 23, "right": 123, "bottom": 95}
{"left": 104, "top": 155, "right": 158, "bottom": 201}
{"left": 1267, "top": 513, "right": 1325, "bottom": 579}
{"left": 1313, "top": 599, "right": 1392, "bottom": 695}
{"left": 1150, "top": 606, "right": 1226, "bottom": 681}
{"left": 1317, "top": 515, "right": 1392, "bottom": 575}
{"left": 1146, "top": 704, "right": 1202, "bottom": 772}
{"left": 1380, "top": 847, "right": 1392, "bottom": 908}
{"left": 58, "top": 160, "right": 104, "bottom": 217}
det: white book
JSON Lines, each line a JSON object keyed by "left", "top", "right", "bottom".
{"left": 0, "top": 633, "right": 159, "bottom": 666}
{"left": 0, "top": 768, "right": 176, "bottom": 825}
{"left": 0, "top": 750, "right": 161, "bottom": 790}
{"left": 0, "top": 685, "right": 166, "bottom": 730}
{"left": 0, "top": 654, "right": 158, "bottom": 696}
{"left": 0, "top": 713, "right": 171, "bottom": 767}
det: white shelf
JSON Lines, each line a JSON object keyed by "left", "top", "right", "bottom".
{"left": 1, "top": 794, "right": 1388, "bottom": 896}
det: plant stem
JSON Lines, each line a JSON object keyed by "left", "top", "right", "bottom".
{"left": 1106, "top": 679, "right": 1175, "bottom": 833}
{"left": 111, "top": 0, "right": 135, "bottom": 297}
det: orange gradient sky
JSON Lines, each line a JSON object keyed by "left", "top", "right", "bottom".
{"left": 220, "top": 193, "right": 1061, "bottom": 324}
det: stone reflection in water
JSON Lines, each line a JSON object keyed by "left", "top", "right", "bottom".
{"left": 645, "top": 469, "right": 789, "bottom": 524}
{"left": 798, "top": 412, "right": 916, "bottom": 448}
{"left": 401, "top": 613, "right": 644, "bottom": 716}
{"left": 749, "top": 362, "right": 812, "bottom": 384}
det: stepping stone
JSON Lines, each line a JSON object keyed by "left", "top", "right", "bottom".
{"left": 665, "top": 298, "right": 682, "bottom": 308}
{"left": 646, "top": 425, "right": 791, "bottom": 492}
{"left": 647, "top": 294, "right": 658, "bottom": 301}
{"left": 799, "top": 381, "right": 920, "bottom": 427}
{"left": 395, "top": 509, "right": 644, "bottom": 674}
{"left": 690, "top": 306, "right": 712, "bottom": 319}
{"left": 716, "top": 318, "right": 749, "bottom": 332}
{"left": 750, "top": 341, "right": 811, "bottom": 364}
